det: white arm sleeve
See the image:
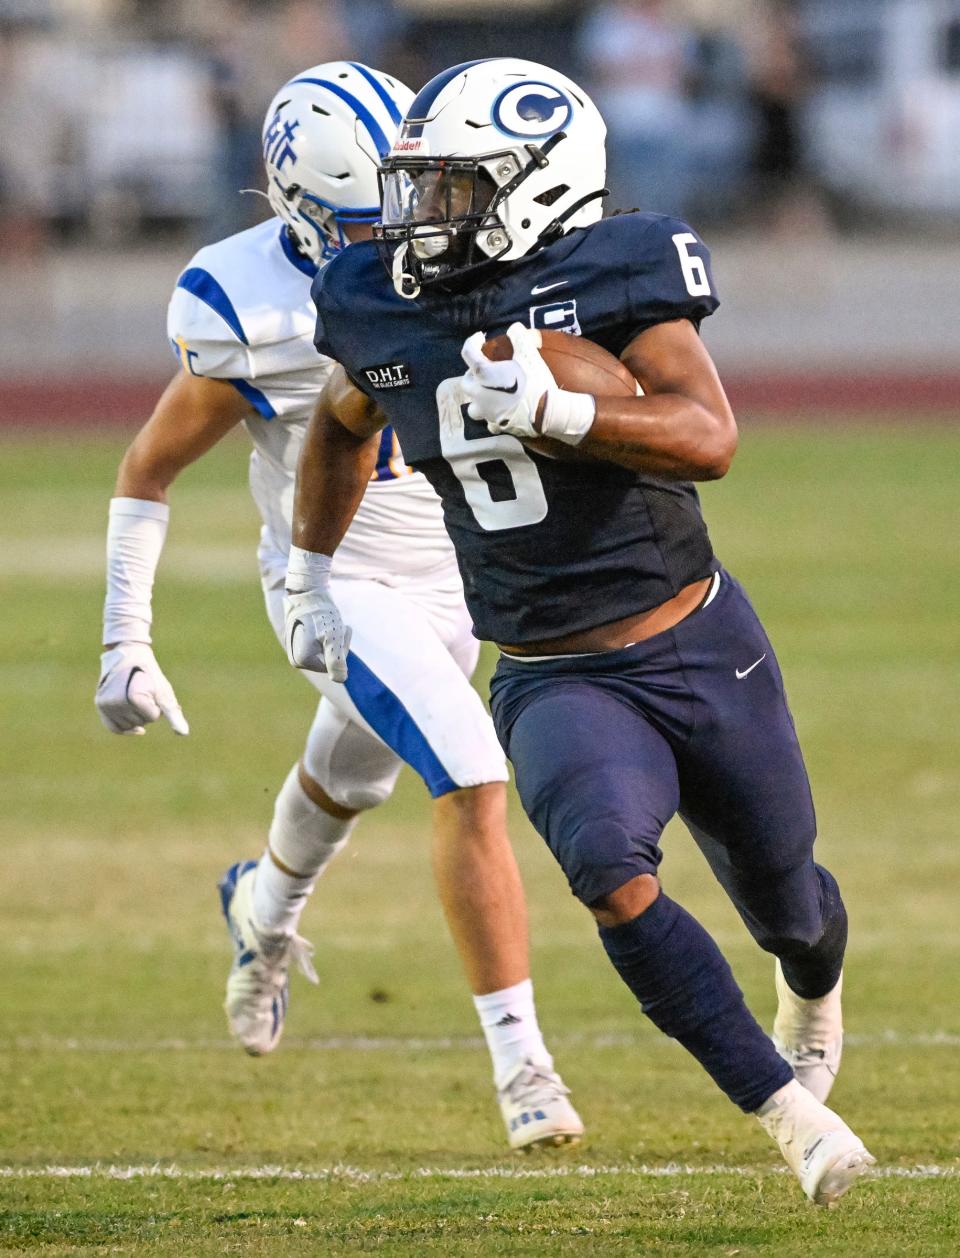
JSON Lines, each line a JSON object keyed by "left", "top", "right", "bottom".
{"left": 103, "top": 497, "right": 169, "bottom": 645}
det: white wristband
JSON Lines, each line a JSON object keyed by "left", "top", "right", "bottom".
{"left": 539, "top": 389, "right": 596, "bottom": 446}
{"left": 103, "top": 497, "right": 169, "bottom": 645}
{"left": 286, "top": 545, "right": 334, "bottom": 594}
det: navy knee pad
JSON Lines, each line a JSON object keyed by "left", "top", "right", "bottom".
{"left": 779, "top": 864, "right": 848, "bottom": 999}
{"left": 745, "top": 862, "right": 847, "bottom": 999}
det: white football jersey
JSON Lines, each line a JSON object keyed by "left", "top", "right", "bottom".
{"left": 166, "top": 217, "right": 453, "bottom": 578}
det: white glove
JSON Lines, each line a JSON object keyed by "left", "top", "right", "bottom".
{"left": 96, "top": 642, "right": 190, "bottom": 736}
{"left": 282, "top": 547, "right": 352, "bottom": 682}
{"left": 460, "top": 322, "right": 556, "bottom": 439}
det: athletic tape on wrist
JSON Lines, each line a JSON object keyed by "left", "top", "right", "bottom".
{"left": 539, "top": 390, "right": 596, "bottom": 446}
{"left": 286, "top": 546, "right": 334, "bottom": 593}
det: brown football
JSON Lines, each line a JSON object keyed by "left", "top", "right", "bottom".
{"left": 481, "top": 329, "right": 636, "bottom": 460}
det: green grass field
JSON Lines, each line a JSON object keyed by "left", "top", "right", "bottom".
{"left": 1, "top": 423, "right": 958, "bottom": 1256}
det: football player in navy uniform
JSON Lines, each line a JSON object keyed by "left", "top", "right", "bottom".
{"left": 282, "top": 58, "right": 875, "bottom": 1204}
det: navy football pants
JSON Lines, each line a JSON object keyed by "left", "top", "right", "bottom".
{"left": 490, "top": 569, "right": 831, "bottom": 962}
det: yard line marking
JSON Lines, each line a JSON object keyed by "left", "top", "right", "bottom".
{"left": 2, "top": 1029, "right": 960, "bottom": 1053}
{"left": 0, "top": 540, "right": 253, "bottom": 583}
{"left": 0, "top": 1164, "right": 956, "bottom": 1184}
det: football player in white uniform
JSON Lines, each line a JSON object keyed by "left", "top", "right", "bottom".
{"left": 95, "top": 62, "right": 582, "bottom": 1151}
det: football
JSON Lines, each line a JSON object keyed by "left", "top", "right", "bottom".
{"left": 481, "top": 329, "right": 636, "bottom": 460}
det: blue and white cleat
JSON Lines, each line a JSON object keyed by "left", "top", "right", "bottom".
{"left": 772, "top": 961, "right": 843, "bottom": 1103}
{"left": 497, "top": 1059, "right": 584, "bottom": 1152}
{"left": 218, "top": 860, "right": 318, "bottom": 1056}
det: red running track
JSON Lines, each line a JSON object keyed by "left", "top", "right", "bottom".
{"left": 0, "top": 373, "right": 957, "bottom": 427}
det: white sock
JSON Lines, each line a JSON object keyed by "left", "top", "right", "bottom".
{"left": 473, "top": 978, "right": 552, "bottom": 1089}
{"left": 252, "top": 764, "right": 357, "bottom": 935}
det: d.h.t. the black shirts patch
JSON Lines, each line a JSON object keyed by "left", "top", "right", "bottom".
{"left": 362, "top": 361, "right": 412, "bottom": 390}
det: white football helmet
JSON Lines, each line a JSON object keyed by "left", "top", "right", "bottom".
{"left": 376, "top": 58, "right": 607, "bottom": 297}
{"left": 263, "top": 61, "right": 413, "bottom": 264}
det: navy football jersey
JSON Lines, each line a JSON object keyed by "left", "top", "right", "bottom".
{"left": 313, "top": 212, "right": 721, "bottom": 644}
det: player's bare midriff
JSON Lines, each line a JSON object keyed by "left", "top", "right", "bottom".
{"left": 496, "top": 576, "right": 712, "bottom": 656}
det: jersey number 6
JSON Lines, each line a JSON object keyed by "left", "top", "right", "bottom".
{"left": 436, "top": 377, "right": 548, "bottom": 531}
{"left": 672, "top": 232, "right": 712, "bottom": 298}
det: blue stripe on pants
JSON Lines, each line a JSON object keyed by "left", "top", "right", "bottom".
{"left": 344, "top": 652, "right": 458, "bottom": 798}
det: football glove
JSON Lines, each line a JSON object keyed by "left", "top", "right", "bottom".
{"left": 96, "top": 642, "right": 189, "bottom": 736}
{"left": 283, "top": 547, "right": 351, "bottom": 682}
{"left": 460, "top": 322, "right": 556, "bottom": 439}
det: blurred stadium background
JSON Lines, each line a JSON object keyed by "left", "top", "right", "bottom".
{"left": 1, "top": 1, "right": 958, "bottom": 1252}
{"left": 0, "top": 0, "right": 959, "bottom": 415}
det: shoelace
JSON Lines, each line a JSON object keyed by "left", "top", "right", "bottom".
{"left": 286, "top": 932, "right": 319, "bottom": 985}
{"left": 500, "top": 1062, "right": 569, "bottom": 1106}
{"left": 758, "top": 1089, "right": 836, "bottom": 1161}
{"left": 784, "top": 1043, "right": 828, "bottom": 1063}
{"left": 757, "top": 1100, "right": 814, "bottom": 1165}
{"left": 243, "top": 925, "right": 319, "bottom": 987}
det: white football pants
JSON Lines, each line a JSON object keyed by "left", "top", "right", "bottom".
{"left": 259, "top": 533, "right": 508, "bottom": 809}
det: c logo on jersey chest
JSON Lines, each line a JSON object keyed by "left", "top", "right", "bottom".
{"left": 492, "top": 82, "right": 573, "bottom": 139}
{"left": 530, "top": 298, "right": 581, "bottom": 337}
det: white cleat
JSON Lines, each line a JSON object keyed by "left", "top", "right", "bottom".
{"left": 218, "top": 860, "right": 318, "bottom": 1056}
{"left": 772, "top": 960, "right": 843, "bottom": 1103}
{"left": 757, "top": 1079, "right": 875, "bottom": 1206}
{"left": 497, "top": 1059, "right": 584, "bottom": 1152}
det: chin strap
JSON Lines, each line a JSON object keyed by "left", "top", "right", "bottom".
{"left": 536, "top": 188, "right": 609, "bottom": 248}
{"left": 392, "top": 241, "right": 421, "bottom": 300}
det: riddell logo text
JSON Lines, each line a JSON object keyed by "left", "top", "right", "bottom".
{"left": 363, "top": 362, "right": 412, "bottom": 389}
{"left": 393, "top": 139, "right": 425, "bottom": 152}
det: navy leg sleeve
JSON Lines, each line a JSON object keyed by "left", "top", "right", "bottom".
{"left": 600, "top": 893, "right": 794, "bottom": 1112}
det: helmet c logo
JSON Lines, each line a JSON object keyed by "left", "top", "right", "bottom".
{"left": 492, "top": 82, "right": 573, "bottom": 140}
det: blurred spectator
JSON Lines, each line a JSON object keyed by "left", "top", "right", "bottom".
{"left": 162, "top": 0, "right": 353, "bottom": 243}
{"left": 0, "top": 13, "right": 62, "bottom": 257}
{"left": 577, "top": 0, "right": 697, "bottom": 216}
{"left": 743, "top": 0, "right": 829, "bottom": 235}
{"left": 393, "top": 0, "right": 582, "bottom": 101}
{"left": 5, "top": 0, "right": 957, "bottom": 250}
{"left": 201, "top": 34, "right": 265, "bottom": 243}
{"left": 683, "top": 14, "right": 753, "bottom": 223}
{"left": 341, "top": 0, "right": 404, "bottom": 68}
